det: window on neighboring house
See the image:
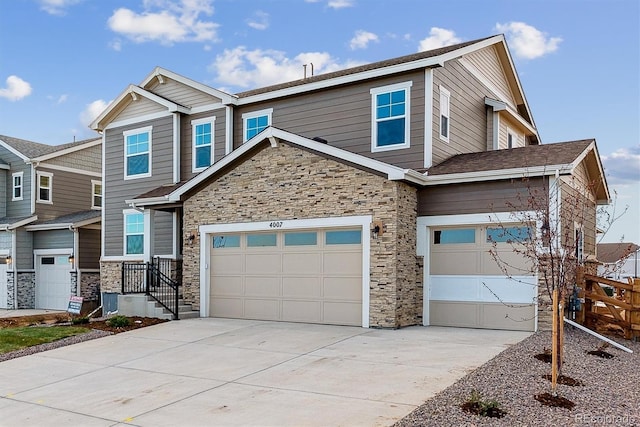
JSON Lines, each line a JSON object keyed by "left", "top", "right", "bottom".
{"left": 192, "top": 117, "right": 215, "bottom": 171}
{"left": 370, "top": 81, "right": 412, "bottom": 152}
{"left": 37, "top": 171, "right": 53, "bottom": 203}
{"left": 507, "top": 129, "right": 514, "bottom": 149}
{"left": 124, "top": 212, "right": 144, "bottom": 255}
{"left": 439, "top": 86, "right": 450, "bottom": 142}
{"left": 242, "top": 108, "right": 273, "bottom": 142}
{"left": 12, "top": 172, "right": 23, "bottom": 201}
{"left": 575, "top": 225, "right": 584, "bottom": 262}
{"left": 124, "top": 126, "right": 152, "bottom": 179}
{"left": 91, "top": 180, "right": 102, "bottom": 209}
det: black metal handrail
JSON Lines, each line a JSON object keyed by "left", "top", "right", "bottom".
{"left": 122, "top": 257, "right": 180, "bottom": 320}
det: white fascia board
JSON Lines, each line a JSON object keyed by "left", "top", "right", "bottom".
{"left": 504, "top": 105, "right": 537, "bottom": 135}
{"left": 0, "top": 163, "right": 9, "bottom": 170}
{"left": 36, "top": 163, "right": 101, "bottom": 178}
{"left": 125, "top": 196, "right": 169, "bottom": 206}
{"left": 141, "top": 67, "right": 238, "bottom": 105}
{"left": 484, "top": 97, "right": 507, "bottom": 111}
{"left": 0, "top": 139, "right": 30, "bottom": 162}
{"left": 424, "top": 164, "right": 574, "bottom": 185}
{"left": 7, "top": 215, "right": 38, "bottom": 230}
{"left": 104, "top": 111, "right": 172, "bottom": 131}
{"left": 571, "top": 141, "right": 610, "bottom": 204}
{"left": 238, "top": 36, "right": 503, "bottom": 105}
{"left": 25, "top": 223, "right": 71, "bottom": 231}
{"left": 32, "top": 138, "right": 101, "bottom": 162}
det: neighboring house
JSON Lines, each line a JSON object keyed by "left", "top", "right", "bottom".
{"left": 91, "top": 34, "right": 609, "bottom": 331}
{"left": 0, "top": 135, "right": 102, "bottom": 310}
{"left": 597, "top": 242, "right": 640, "bottom": 279}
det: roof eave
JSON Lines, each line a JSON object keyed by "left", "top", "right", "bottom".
{"left": 424, "top": 164, "right": 574, "bottom": 185}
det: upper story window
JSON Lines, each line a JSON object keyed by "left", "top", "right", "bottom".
{"left": 91, "top": 180, "right": 102, "bottom": 209}
{"left": 124, "top": 126, "right": 152, "bottom": 179}
{"left": 124, "top": 211, "right": 144, "bottom": 255}
{"left": 192, "top": 117, "right": 215, "bottom": 172}
{"left": 242, "top": 108, "right": 273, "bottom": 142}
{"left": 507, "top": 129, "right": 514, "bottom": 149}
{"left": 12, "top": 172, "right": 23, "bottom": 201}
{"left": 439, "top": 85, "right": 450, "bottom": 143}
{"left": 370, "top": 81, "right": 412, "bottom": 152}
{"left": 36, "top": 171, "right": 53, "bottom": 204}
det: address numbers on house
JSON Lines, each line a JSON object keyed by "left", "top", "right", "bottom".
{"left": 269, "top": 221, "right": 284, "bottom": 228}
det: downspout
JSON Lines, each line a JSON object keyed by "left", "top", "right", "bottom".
{"left": 225, "top": 105, "right": 234, "bottom": 155}
{"left": 69, "top": 225, "right": 79, "bottom": 296}
{"left": 9, "top": 229, "right": 16, "bottom": 308}
{"left": 173, "top": 113, "right": 180, "bottom": 184}
{"left": 29, "top": 161, "right": 39, "bottom": 215}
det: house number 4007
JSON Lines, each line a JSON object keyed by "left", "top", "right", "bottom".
{"left": 269, "top": 221, "right": 283, "bottom": 228}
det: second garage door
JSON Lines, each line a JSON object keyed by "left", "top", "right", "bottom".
{"left": 210, "top": 228, "right": 363, "bottom": 326}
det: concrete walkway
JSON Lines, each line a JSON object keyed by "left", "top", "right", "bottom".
{"left": 0, "top": 318, "right": 530, "bottom": 426}
{"left": 0, "top": 309, "right": 66, "bottom": 318}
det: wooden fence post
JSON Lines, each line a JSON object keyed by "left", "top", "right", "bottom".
{"left": 551, "top": 288, "right": 559, "bottom": 395}
{"left": 576, "top": 266, "right": 585, "bottom": 324}
{"left": 630, "top": 278, "right": 640, "bottom": 341}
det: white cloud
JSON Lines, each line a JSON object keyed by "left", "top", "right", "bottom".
{"left": 494, "top": 22, "right": 562, "bottom": 59}
{"left": 328, "top": 0, "right": 354, "bottom": 9}
{"left": 80, "top": 99, "right": 112, "bottom": 127}
{"left": 38, "top": 0, "right": 82, "bottom": 16}
{"left": 57, "top": 94, "right": 68, "bottom": 104}
{"left": 602, "top": 145, "right": 640, "bottom": 184}
{"left": 247, "top": 10, "right": 269, "bottom": 30}
{"left": 349, "top": 30, "right": 378, "bottom": 50}
{"left": 208, "top": 47, "right": 363, "bottom": 90}
{"left": 0, "top": 75, "right": 33, "bottom": 101}
{"left": 107, "top": 0, "right": 219, "bottom": 45}
{"left": 418, "top": 27, "right": 462, "bottom": 52}
{"left": 109, "top": 39, "right": 122, "bottom": 51}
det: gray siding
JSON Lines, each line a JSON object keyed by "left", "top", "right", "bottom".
{"left": 0, "top": 146, "right": 32, "bottom": 218}
{"left": 16, "top": 228, "right": 33, "bottom": 269}
{"left": 0, "top": 170, "right": 6, "bottom": 218}
{"left": 233, "top": 71, "right": 427, "bottom": 170}
{"left": 418, "top": 178, "right": 547, "bottom": 216}
{"left": 35, "top": 167, "right": 94, "bottom": 220}
{"left": 43, "top": 144, "right": 102, "bottom": 172}
{"left": 0, "top": 231, "right": 10, "bottom": 250}
{"left": 148, "top": 77, "right": 222, "bottom": 108}
{"left": 33, "top": 229, "right": 73, "bottom": 250}
{"left": 79, "top": 228, "right": 100, "bottom": 269}
{"left": 104, "top": 116, "right": 174, "bottom": 256}
{"left": 154, "top": 210, "right": 174, "bottom": 255}
{"left": 180, "top": 108, "right": 227, "bottom": 182}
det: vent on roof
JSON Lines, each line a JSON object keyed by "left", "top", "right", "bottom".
{"left": 312, "top": 136, "right": 328, "bottom": 144}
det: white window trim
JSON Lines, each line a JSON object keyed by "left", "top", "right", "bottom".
{"left": 242, "top": 108, "right": 273, "bottom": 142}
{"left": 123, "top": 126, "right": 152, "bottom": 180}
{"left": 439, "top": 85, "right": 450, "bottom": 143}
{"left": 370, "top": 81, "right": 412, "bottom": 153}
{"left": 191, "top": 116, "right": 216, "bottom": 173}
{"left": 12, "top": 171, "right": 23, "bottom": 201}
{"left": 91, "top": 179, "right": 102, "bottom": 210}
{"left": 36, "top": 171, "right": 53, "bottom": 204}
{"left": 123, "top": 209, "right": 144, "bottom": 257}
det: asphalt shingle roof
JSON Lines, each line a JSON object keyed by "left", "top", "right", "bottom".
{"left": 597, "top": 242, "right": 640, "bottom": 264}
{"left": 32, "top": 210, "right": 101, "bottom": 226}
{"left": 0, "top": 135, "right": 100, "bottom": 159}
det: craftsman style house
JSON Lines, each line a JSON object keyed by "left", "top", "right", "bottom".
{"left": 0, "top": 136, "right": 102, "bottom": 310}
{"left": 91, "top": 34, "right": 609, "bottom": 331}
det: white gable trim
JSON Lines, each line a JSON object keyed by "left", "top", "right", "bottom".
{"left": 104, "top": 111, "right": 173, "bottom": 131}
{"left": 0, "top": 139, "right": 30, "bottom": 162}
{"left": 141, "top": 67, "right": 238, "bottom": 105}
{"left": 31, "top": 138, "right": 101, "bottom": 162}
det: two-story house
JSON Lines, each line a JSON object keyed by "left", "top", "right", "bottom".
{"left": 0, "top": 136, "right": 102, "bottom": 310}
{"left": 91, "top": 34, "right": 608, "bottom": 331}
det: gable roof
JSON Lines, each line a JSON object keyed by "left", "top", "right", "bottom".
{"left": 25, "top": 209, "right": 101, "bottom": 230}
{"left": 597, "top": 242, "right": 640, "bottom": 264}
{"left": 140, "top": 67, "right": 237, "bottom": 104}
{"left": 0, "top": 135, "right": 101, "bottom": 161}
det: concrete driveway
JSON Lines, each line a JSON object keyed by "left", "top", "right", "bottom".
{"left": 0, "top": 318, "right": 530, "bottom": 426}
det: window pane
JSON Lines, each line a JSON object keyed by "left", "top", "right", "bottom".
{"left": 39, "top": 188, "right": 49, "bottom": 201}
{"left": 376, "top": 92, "right": 390, "bottom": 105}
{"left": 326, "top": 230, "right": 361, "bottom": 245}
{"left": 40, "top": 176, "right": 49, "bottom": 187}
{"left": 377, "top": 118, "right": 405, "bottom": 146}
{"left": 284, "top": 232, "right": 317, "bottom": 246}
{"left": 390, "top": 103, "right": 405, "bottom": 116}
{"left": 126, "top": 235, "right": 144, "bottom": 254}
{"left": 391, "top": 90, "right": 405, "bottom": 103}
{"left": 440, "top": 116, "right": 448, "bottom": 138}
{"left": 213, "top": 235, "right": 240, "bottom": 248}
{"left": 247, "top": 117, "right": 257, "bottom": 128}
{"left": 376, "top": 105, "right": 390, "bottom": 119}
{"left": 195, "top": 146, "right": 211, "bottom": 168}
{"left": 95, "top": 184, "right": 102, "bottom": 195}
{"left": 41, "top": 257, "right": 55, "bottom": 265}
{"left": 434, "top": 229, "right": 475, "bottom": 244}
{"left": 127, "top": 154, "right": 149, "bottom": 175}
{"left": 94, "top": 195, "right": 102, "bottom": 207}
{"left": 487, "top": 226, "right": 532, "bottom": 243}
{"left": 247, "top": 233, "right": 277, "bottom": 247}
{"left": 126, "top": 214, "right": 144, "bottom": 233}
{"left": 257, "top": 115, "right": 268, "bottom": 127}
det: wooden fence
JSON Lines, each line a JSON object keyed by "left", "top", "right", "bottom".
{"left": 575, "top": 267, "right": 640, "bottom": 340}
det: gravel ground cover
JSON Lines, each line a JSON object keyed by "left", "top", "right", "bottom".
{"left": 395, "top": 327, "right": 640, "bottom": 426}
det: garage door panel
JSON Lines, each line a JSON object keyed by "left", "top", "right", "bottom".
{"left": 430, "top": 251, "right": 479, "bottom": 275}
{"left": 478, "top": 276, "right": 537, "bottom": 304}
{"left": 211, "top": 276, "right": 243, "bottom": 296}
{"left": 245, "top": 299, "right": 280, "bottom": 320}
{"left": 282, "top": 253, "right": 322, "bottom": 274}
{"left": 282, "top": 300, "right": 321, "bottom": 323}
{"left": 429, "top": 276, "right": 481, "bottom": 301}
{"left": 481, "top": 304, "right": 535, "bottom": 331}
{"left": 430, "top": 301, "right": 479, "bottom": 328}
{"left": 211, "top": 254, "right": 243, "bottom": 274}
{"left": 324, "top": 302, "right": 362, "bottom": 326}
{"left": 481, "top": 249, "right": 532, "bottom": 275}
{"left": 36, "top": 255, "right": 71, "bottom": 310}
{"left": 0, "top": 264, "right": 7, "bottom": 309}
{"left": 210, "top": 297, "right": 244, "bottom": 318}
{"left": 246, "top": 253, "right": 281, "bottom": 274}
{"left": 283, "top": 277, "right": 321, "bottom": 298}
{"left": 324, "top": 277, "right": 361, "bottom": 300}
{"left": 324, "top": 252, "right": 361, "bottom": 275}
{"left": 245, "top": 276, "right": 280, "bottom": 297}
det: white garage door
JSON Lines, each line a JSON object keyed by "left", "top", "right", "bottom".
{"left": 210, "top": 228, "right": 363, "bottom": 326}
{"left": 0, "top": 262, "right": 7, "bottom": 309}
{"left": 429, "top": 225, "right": 537, "bottom": 331}
{"left": 36, "top": 255, "right": 72, "bottom": 310}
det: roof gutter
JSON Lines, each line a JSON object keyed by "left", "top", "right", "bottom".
{"left": 424, "top": 164, "right": 574, "bottom": 186}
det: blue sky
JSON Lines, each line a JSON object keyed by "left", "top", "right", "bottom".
{"left": 0, "top": 0, "right": 638, "bottom": 243}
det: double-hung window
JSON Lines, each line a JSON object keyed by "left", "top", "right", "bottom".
{"left": 12, "top": 172, "right": 23, "bottom": 201}
{"left": 36, "top": 171, "right": 53, "bottom": 203}
{"left": 439, "top": 85, "right": 450, "bottom": 142}
{"left": 124, "top": 211, "right": 144, "bottom": 255}
{"left": 370, "top": 81, "right": 412, "bottom": 152}
{"left": 124, "top": 126, "right": 152, "bottom": 179}
{"left": 192, "top": 117, "right": 215, "bottom": 172}
{"left": 91, "top": 180, "right": 102, "bottom": 209}
{"left": 242, "top": 108, "right": 273, "bottom": 142}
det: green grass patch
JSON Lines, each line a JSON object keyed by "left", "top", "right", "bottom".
{"left": 0, "top": 326, "right": 90, "bottom": 354}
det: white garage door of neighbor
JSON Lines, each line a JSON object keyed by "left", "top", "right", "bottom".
{"left": 36, "top": 255, "right": 72, "bottom": 310}
{"left": 0, "top": 263, "right": 7, "bottom": 309}
{"left": 429, "top": 224, "right": 537, "bottom": 332}
{"left": 210, "top": 228, "right": 363, "bottom": 326}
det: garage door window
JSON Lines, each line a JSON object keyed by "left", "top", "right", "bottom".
{"left": 486, "top": 226, "right": 532, "bottom": 243}
{"left": 213, "top": 235, "right": 240, "bottom": 248}
{"left": 433, "top": 228, "right": 475, "bottom": 244}
{"left": 41, "top": 257, "right": 55, "bottom": 265}
{"left": 284, "top": 232, "right": 317, "bottom": 246}
{"left": 247, "top": 233, "right": 277, "bottom": 247}
{"left": 326, "top": 230, "right": 361, "bottom": 245}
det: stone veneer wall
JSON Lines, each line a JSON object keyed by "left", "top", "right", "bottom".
{"left": 6, "top": 271, "right": 15, "bottom": 309}
{"left": 80, "top": 271, "right": 101, "bottom": 300}
{"left": 100, "top": 261, "right": 125, "bottom": 294}
{"left": 181, "top": 142, "right": 420, "bottom": 328}
{"left": 16, "top": 272, "right": 35, "bottom": 309}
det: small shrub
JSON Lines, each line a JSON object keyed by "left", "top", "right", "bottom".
{"left": 71, "top": 316, "right": 90, "bottom": 325}
{"left": 461, "top": 390, "right": 506, "bottom": 418}
{"left": 106, "top": 315, "right": 131, "bottom": 328}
